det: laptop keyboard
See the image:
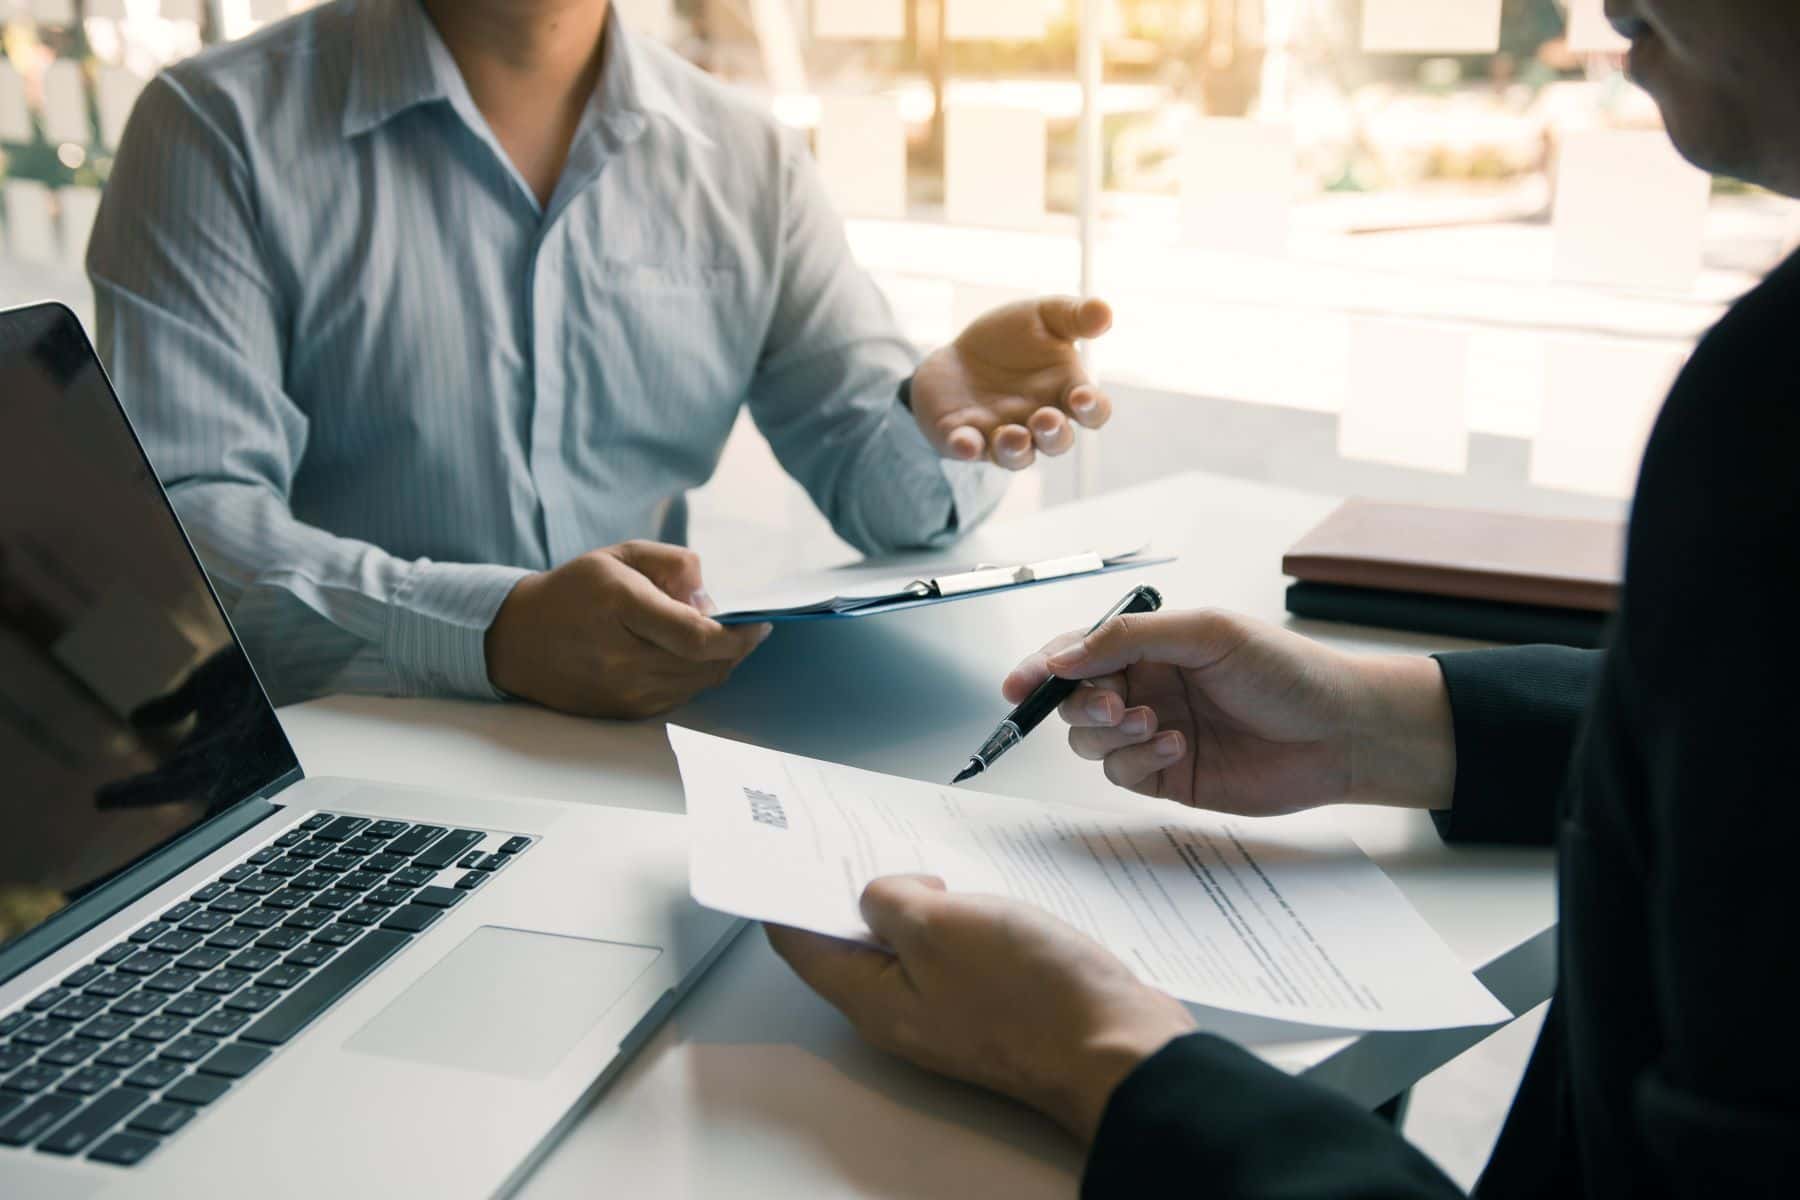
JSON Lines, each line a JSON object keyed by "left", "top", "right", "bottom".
{"left": 0, "top": 813, "right": 534, "bottom": 1167}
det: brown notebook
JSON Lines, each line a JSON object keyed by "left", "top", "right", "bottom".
{"left": 1282, "top": 500, "right": 1625, "bottom": 613}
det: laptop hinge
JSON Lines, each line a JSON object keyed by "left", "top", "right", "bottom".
{"left": 0, "top": 768, "right": 302, "bottom": 988}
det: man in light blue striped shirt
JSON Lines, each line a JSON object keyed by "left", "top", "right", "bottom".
{"left": 89, "top": 0, "right": 1116, "bottom": 718}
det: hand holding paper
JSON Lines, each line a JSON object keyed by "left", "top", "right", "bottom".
{"left": 671, "top": 726, "right": 1505, "bottom": 1032}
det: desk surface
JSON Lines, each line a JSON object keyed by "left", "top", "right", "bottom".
{"left": 278, "top": 471, "right": 1557, "bottom": 1198}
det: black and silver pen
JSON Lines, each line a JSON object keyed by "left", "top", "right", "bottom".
{"left": 952, "top": 584, "right": 1164, "bottom": 784}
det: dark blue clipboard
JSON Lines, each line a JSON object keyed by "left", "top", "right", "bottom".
{"left": 715, "top": 555, "right": 1175, "bottom": 625}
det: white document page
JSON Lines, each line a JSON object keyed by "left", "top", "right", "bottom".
{"left": 672, "top": 727, "right": 1509, "bottom": 1032}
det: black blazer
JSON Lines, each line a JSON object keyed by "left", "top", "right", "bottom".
{"left": 1083, "top": 250, "right": 1800, "bottom": 1198}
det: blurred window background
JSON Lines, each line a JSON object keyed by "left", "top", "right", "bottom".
{"left": 4, "top": 0, "right": 1796, "bottom": 565}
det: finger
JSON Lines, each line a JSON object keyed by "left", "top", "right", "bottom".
{"left": 859, "top": 875, "right": 948, "bottom": 959}
{"left": 1056, "top": 679, "right": 1131, "bottom": 727}
{"left": 1046, "top": 609, "right": 1250, "bottom": 679}
{"left": 1101, "top": 731, "right": 1187, "bottom": 790}
{"left": 1069, "top": 707, "right": 1160, "bottom": 761}
{"left": 1002, "top": 631, "right": 1086, "bottom": 702}
{"left": 945, "top": 426, "right": 985, "bottom": 461}
{"left": 765, "top": 924, "right": 906, "bottom": 1014}
{"left": 612, "top": 540, "right": 707, "bottom": 603}
{"left": 990, "top": 424, "right": 1035, "bottom": 471}
{"left": 1036, "top": 295, "right": 1114, "bottom": 344}
{"left": 1028, "top": 408, "right": 1075, "bottom": 456}
{"left": 1065, "top": 384, "right": 1113, "bottom": 430}
{"left": 617, "top": 573, "right": 772, "bottom": 662}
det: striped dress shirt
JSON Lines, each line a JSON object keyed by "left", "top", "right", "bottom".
{"left": 88, "top": 0, "right": 1002, "bottom": 706}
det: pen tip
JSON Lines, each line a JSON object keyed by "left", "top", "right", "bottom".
{"left": 951, "top": 762, "right": 980, "bottom": 785}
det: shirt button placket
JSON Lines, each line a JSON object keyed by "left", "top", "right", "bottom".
{"left": 529, "top": 223, "right": 577, "bottom": 565}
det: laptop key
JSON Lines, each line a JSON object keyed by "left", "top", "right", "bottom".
{"left": 206, "top": 927, "right": 259, "bottom": 950}
{"left": 162, "top": 992, "right": 220, "bottom": 1019}
{"left": 240, "top": 929, "right": 410, "bottom": 1047}
{"left": 108, "top": 993, "right": 165, "bottom": 1018}
{"left": 293, "top": 872, "right": 340, "bottom": 892}
{"left": 39, "top": 1040, "right": 98, "bottom": 1068}
{"left": 309, "top": 889, "right": 357, "bottom": 912}
{"left": 499, "top": 836, "right": 532, "bottom": 856}
{"left": 149, "top": 929, "right": 203, "bottom": 954}
{"left": 248, "top": 848, "right": 280, "bottom": 864}
{"left": 160, "top": 903, "right": 201, "bottom": 924}
{"left": 391, "top": 867, "right": 436, "bottom": 888}
{"left": 343, "top": 835, "right": 388, "bottom": 857}
{"left": 313, "top": 925, "right": 364, "bottom": 947}
{"left": 286, "top": 842, "right": 329, "bottom": 861}
{"left": 473, "top": 854, "right": 508, "bottom": 872}
{"left": 363, "top": 853, "right": 408, "bottom": 873}
{"left": 49, "top": 994, "right": 107, "bottom": 1022}
{"left": 284, "top": 944, "right": 337, "bottom": 968}
{"left": 0, "top": 1093, "right": 19, "bottom": 1119}
{"left": 96, "top": 945, "right": 137, "bottom": 966}
{"left": 85, "top": 973, "right": 138, "bottom": 999}
{"left": 4, "top": 1064, "right": 64, "bottom": 1094}
{"left": 88, "top": 1130, "right": 161, "bottom": 1166}
{"left": 189, "top": 882, "right": 231, "bottom": 903}
{"left": 275, "top": 830, "right": 309, "bottom": 848}
{"left": 176, "top": 948, "right": 231, "bottom": 972}
{"left": 255, "top": 965, "right": 310, "bottom": 991}
{"left": 61, "top": 965, "right": 105, "bottom": 990}
{"left": 117, "top": 951, "right": 175, "bottom": 977}
{"left": 412, "top": 830, "right": 484, "bottom": 871}
{"left": 319, "top": 853, "right": 363, "bottom": 873}
{"left": 194, "top": 970, "right": 254, "bottom": 996}
{"left": 221, "top": 865, "right": 259, "bottom": 884}
{"left": 261, "top": 890, "right": 310, "bottom": 911}
{"left": 299, "top": 813, "right": 333, "bottom": 832}
{"left": 233, "top": 908, "right": 285, "bottom": 930}
{"left": 368, "top": 886, "right": 414, "bottom": 908}
{"left": 339, "top": 905, "right": 386, "bottom": 927}
{"left": 142, "top": 968, "right": 204, "bottom": 995}
{"left": 14, "top": 1019, "right": 68, "bottom": 1047}
{"left": 0, "top": 1045, "right": 31, "bottom": 1072}
{"left": 0, "top": 1093, "right": 81, "bottom": 1145}
{"left": 339, "top": 871, "right": 384, "bottom": 892}
{"left": 228, "top": 949, "right": 279, "bottom": 972}
{"left": 260, "top": 859, "right": 304, "bottom": 879}
{"left": 122, "top": 1060, "right": 185, "bottom": 1090}
{"left": 458, "top": 850, "right": 485, "bottom": 870}
{"left": 283, "top": 909, "right": 333, "bottom": 931}
{"left": 164, "top": 1073, "right": 230, "bottom": 1107}
{"left": 234, "top": 875, "right": 282, "bottom": 897}
{"left": 37, "top": 1087, "right": 151, "bottom": 1156}
{"left": 454, "top": 871, "right": 487, "bottom": 891}
{"left": 158, "top": 1035, "right": 217, "bottom": 1064}
{"left": 367, "top": 820, "right": 409, "bottom": 840}
{"left": 192, "top": 1011, "right": 250, "bottom": 1039}
{"left": 223, "top": 987, "right": 282, "bottom": 1014}
{"left": 314, "top": 816, "right": 370, "bottom": 844}
{"left": 0, "top": 1011, "right": 31, "bottom": 1036}
{"left": 128, "top": 924, "right": 163, "bottom": 944}
{"left": 179, "top": 911, "right": 231, "bottom": 933}
{"left": 128, "top": 1100, "right": 194, "bottom": 1137}
{"left": 196, "top": 1043, "right": 270, "bottom": 1079}
{"left": 385, "top": 825, "right": 446, "bottom": 857}
{"left": 209, "top": 894, "right": 256, "bottom": 915}
{"left": 254, "top": 940, "right": 313, "bottom": 965}
{"left": 57, "top": 1066, "right": 120, "bottom": 1096}
{"left": 128, "top": 1016, "right": 188, "bottom": 1043}
{"left": 379, "top": 904, "right": 441, "bottom": 935}
{"left": 27, "top": 988, "right": 74, "bottom": 1012}
{"left": 75, "top": 1015, "right": 134, "bottom": 1042}
{"left": 94, "top": 1041, "right": 154, "bottom": 1069}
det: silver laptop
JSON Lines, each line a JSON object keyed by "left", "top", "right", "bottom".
{"left": 0, "top": 303, "right": 742, "bottom": 1197}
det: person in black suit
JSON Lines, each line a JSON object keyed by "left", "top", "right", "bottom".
{"left": 767, "top": 3, "right": 1800, "bottom": 1195}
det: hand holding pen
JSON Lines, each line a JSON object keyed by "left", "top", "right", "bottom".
{"left": 953, "top": 585, "right": 1164, "bottom": 783}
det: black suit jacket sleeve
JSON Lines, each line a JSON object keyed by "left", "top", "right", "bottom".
{"left": 1084, "top": 1034, "right": 1462, "bottom": 1198}
{"left": 1429, "top": 647, "right": 1600, "bottom": 846}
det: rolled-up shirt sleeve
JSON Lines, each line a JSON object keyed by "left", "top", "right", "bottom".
{"left": 746, "top": 128, "right": 1005, "bottom": 555}
{"left": 88, "top": 72, "right": 525, "bottom": 705}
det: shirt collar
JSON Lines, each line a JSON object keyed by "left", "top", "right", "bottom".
{"left": 342, "top": 0, "right": 459, "bottom": 139}
{"left": 342, "top": 0, "right": 713, "bottom": 151}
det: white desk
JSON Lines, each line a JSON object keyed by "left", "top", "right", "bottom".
{"left": 278, "top": 471, "right": 1557, "bottom": 1198}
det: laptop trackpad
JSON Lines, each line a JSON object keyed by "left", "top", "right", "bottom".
{"left": 346, "top": 926, "right": 662, "bottom": 1080}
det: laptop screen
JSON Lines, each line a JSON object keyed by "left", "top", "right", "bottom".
{"left": 0, "top": 304, "right": 299, "bottom": 953}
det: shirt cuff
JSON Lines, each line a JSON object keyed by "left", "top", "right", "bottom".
{"left": 860, "top": 382, "right": 1006, "bottom": 550}
{"left": 384, "top": 560, "right": 534, "bottom": 701}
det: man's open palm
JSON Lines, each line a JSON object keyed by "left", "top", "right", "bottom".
{"left": 909, "top": 296, "right": 1114, "bottom": 470}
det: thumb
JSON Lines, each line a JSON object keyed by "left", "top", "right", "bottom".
{"left": 1037, "top": 295, "right": 1113, "bottom": 343}
{"left": 859, "top": 875, "right": 947, "bottom": 957}
{"left": 611, "top": 541, "right": 707, "bottom": 606}
{"left": 1045, "top": 609, "right": 1249, "bottom": 678}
